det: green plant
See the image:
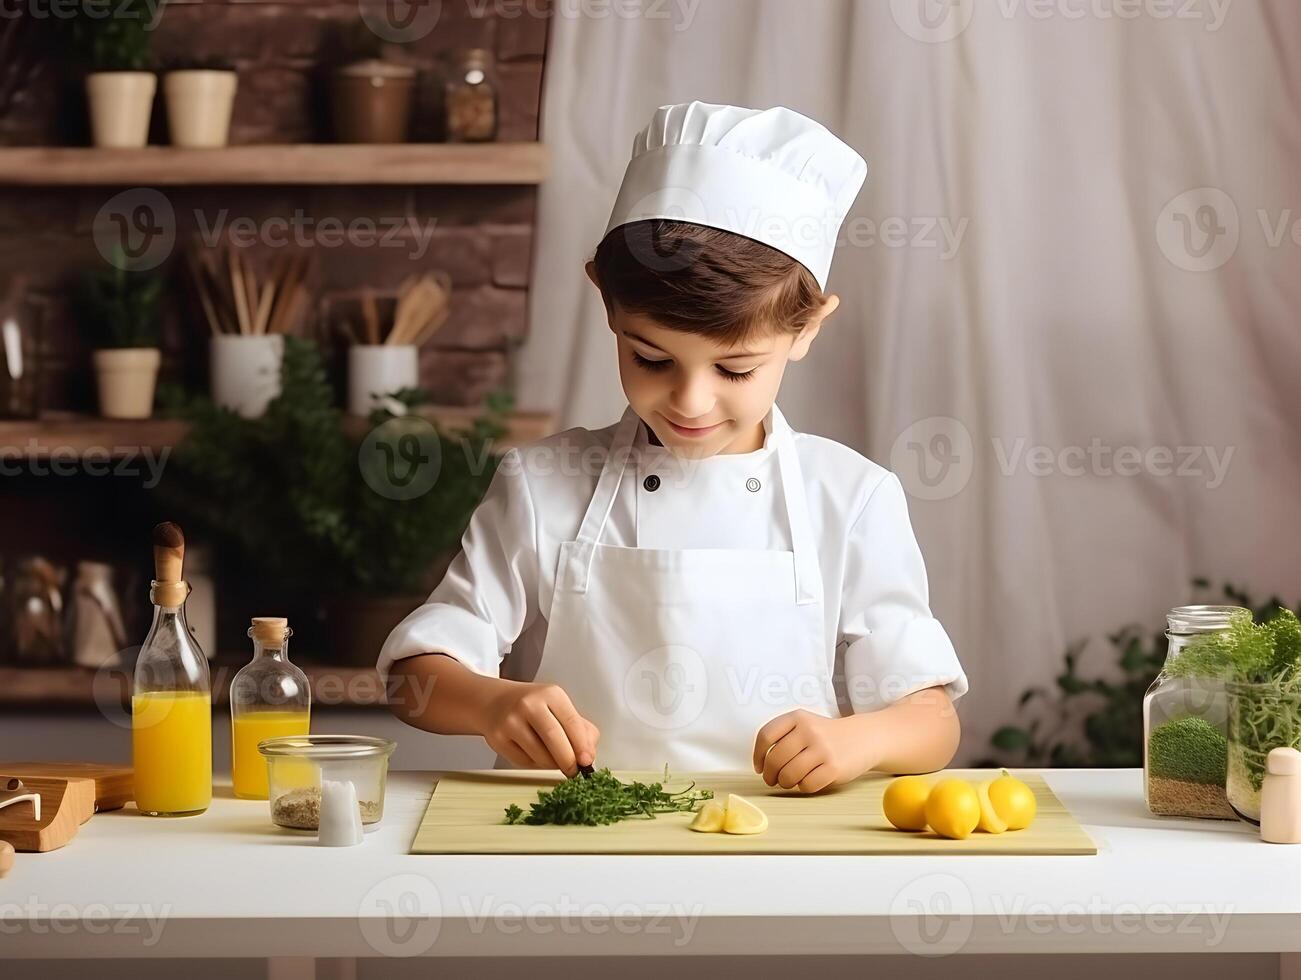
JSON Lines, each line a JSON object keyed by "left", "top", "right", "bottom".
{"left": 978, "top": 582, "right": 1300, "bottom": 769}
{"left": 1147, "top": 716, "right": 1227, "bottom": 784}
{"left": 76, "top": 259, "right": 163, "bottom": 349}
{"left": 66, "top": 0, "right": 161, "bottom": 72}
{"left": 156, "top": 338, "right": 507, "bottom": 597}
{"left": 1166, "top": 608, "right": 1301, "bottom": 802}
{"left": 503, "top": 768, "right": 713, "bottom": 826}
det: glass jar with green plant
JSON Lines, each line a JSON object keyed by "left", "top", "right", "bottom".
{"left": 66, "top": 0, "right": 160, "bottom": 148}
{"left": 1165, "top": 609, "right": 1301, "bottom": 823}
{"left": 77, "top": 260, "right": 164, "bottom": 419}
{"left": 1141, "top": 606, "right": 1243, "bottom": 820}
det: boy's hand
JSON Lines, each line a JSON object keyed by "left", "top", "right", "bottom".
{"left": 752, "top": 709, "right": 871, "bottom": 794}
{"left": 483, "top": 680, "right": 601, "bottom": 778}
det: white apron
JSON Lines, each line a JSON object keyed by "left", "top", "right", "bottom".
{"left": 503, "top": 405, "right": 838, "bottom": 771}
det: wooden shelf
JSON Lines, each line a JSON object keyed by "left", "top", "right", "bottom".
{"left": 0, "top": 663, "right": 388, "bottom": 711}
{"left": 0, "top": 407, "right": 554, "bottom": 458}
{"left": 0, "top": 143, "right": 549, "bottom": 186}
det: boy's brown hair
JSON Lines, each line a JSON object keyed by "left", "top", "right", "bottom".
{"left": 591, "top": 220, "right": 826, "bottom": 346}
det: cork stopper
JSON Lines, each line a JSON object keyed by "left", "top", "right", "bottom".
{"left": 150, "top": 521, "right": 188, "bottom": 608}
{"left": 250, "top": 617, "right": 290, "bottom": 646}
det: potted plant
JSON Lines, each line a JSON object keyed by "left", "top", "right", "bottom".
{"left": 156, "top": 339, "right": 510, "bottom": 665}
{"left": 69, "top": 0, "right": 161, "bottom": 148}
{"left": 163, "top": 57, "right": 237, "bottom": 148}
{"left": 77, "top": 261, "right": 164, "bottom": 419}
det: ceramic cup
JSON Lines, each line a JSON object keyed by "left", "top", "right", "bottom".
{"left": 210, "top": 334, "right": 284, "bottom": 419}
{"left": 348, "top": 344, "right": 418, "bottom": 417}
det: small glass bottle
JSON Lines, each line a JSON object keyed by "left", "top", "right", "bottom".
{"left": 1143, "top": 605, "right": 1244, "bottom": 820}
{"left": 445, "top": 48, "right": 498, "bottom": 142}
{"left": 132, "top": 523, "right": 212, "bottom": 817}
{"left": 230, "top": 617, "right": 311, "bottom": 800}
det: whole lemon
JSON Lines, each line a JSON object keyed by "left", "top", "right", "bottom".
{"left": 924, "top": 779, "right": 981, "bottom": 840}
{"left": 987, "top": 771, "right": 1037, "bottom": 830}
{"left": 882, "top": 776, "right": 932, "bottom": 831}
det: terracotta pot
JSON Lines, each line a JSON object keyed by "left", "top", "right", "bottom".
{"left": 164, "top": 70, "right": 238, "bottom": 148}
{"left": 331, "top": 60, "right": 415, "bottom": 144}
{"left": 92, "top": 347, "right": 160, "bottom": 419}
{"left": 86, "top": 72, "right": 156, "bottom": 148}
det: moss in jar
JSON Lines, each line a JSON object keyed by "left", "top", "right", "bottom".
{"left": 272, "top": 787, "right": 381, "bottom": 830}
{"left": 1147, "top": 716, "right": 1235, "bottom": 819}
{"left": 1149, "top": 716, "right": 1227, "bottom": 784}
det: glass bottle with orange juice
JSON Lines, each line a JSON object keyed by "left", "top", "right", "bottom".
{"left": 132, "top": 523, "right": 212, "bottom": 817}
{"left": 230, "top": 617, "right": 311, "bottom": 799}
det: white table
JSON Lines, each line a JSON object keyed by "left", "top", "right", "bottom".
{"left": 3, "top": 768, "right": 1299, "bottom": 966}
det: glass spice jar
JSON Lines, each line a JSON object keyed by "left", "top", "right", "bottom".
{"left": 445, "top": 48, "right": 497, "bottom": 142}
{"left": 1142, "top": 605, "right": 1244, "bottom": 820}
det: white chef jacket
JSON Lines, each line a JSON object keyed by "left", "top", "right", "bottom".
{"left": 378, "top": 409, "right": 969, "bottom": 715}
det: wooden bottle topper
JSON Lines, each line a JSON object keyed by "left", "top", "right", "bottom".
{"left": 250, "top": 616, "right": 290, "bottom": 647}
{"left": 151, "top": 521, "right": 188, "bottom": 608}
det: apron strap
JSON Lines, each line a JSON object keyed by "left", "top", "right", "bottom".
{"left": 770, "top": 405, "right": 823, "bottom": 607}
{"left": 556, "top": 406, "right": 641, "bottom": 594}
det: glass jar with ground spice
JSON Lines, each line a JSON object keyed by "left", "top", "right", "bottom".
{"left": 1143, "top": 605, "right": 1244, "bottom": 819}
{"left": 444, "top": 48, "right": 497, "bottom": 142}
{"left": 258, "top": 735, "right": 395, "bottom": 831}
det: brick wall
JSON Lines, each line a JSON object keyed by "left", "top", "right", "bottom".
{"left": 1, "top": 0, "right": 551, "bottom": 411}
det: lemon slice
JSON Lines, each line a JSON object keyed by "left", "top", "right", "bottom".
{"left": 976, "top": 779, "right": 1008, "bottom": 834}
{"left": 689, "top": 799, "right": 726, "bottom": 833}
{"left": 721, "top": 793, "right": 768, "bottom": 835}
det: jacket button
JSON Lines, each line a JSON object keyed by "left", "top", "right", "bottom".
{"left": 746, "top": 478, "right": 761, "bottom": 492}
{"left": 643, "top": 474, "right": 661, "bottom": 492}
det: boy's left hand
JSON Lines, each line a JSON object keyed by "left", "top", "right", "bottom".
{"left": 752, "top": 709, "right": 869, "bottom": 793}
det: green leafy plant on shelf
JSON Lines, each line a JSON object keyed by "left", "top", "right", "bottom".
{"left": 156, "top": 337, "right": 508, "bottom": 597}
{"left": 977, "top": 582, "right": 1300, "bottom": 769}
{"left": 76, "top": 259, "right": 164, "bottom": 349}
{"left": 65, "top": 0, "right": 160, "bottom": 72}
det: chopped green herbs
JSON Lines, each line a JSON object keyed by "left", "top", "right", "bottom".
{"left": 502, "top": 768, "right": 714, "bottom": 826}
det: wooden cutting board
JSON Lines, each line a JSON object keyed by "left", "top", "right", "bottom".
{"left": 0, "top": 763, "right": 133, "bottom": 812}
{"left": 0, "top": 776, "right": 95, "bottom": 852}
{"left": 412, "top": 769, "right": 1096, "bottom": 856}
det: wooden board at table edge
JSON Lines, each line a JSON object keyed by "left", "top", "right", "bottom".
{"left": 410, "top": 769, "right": 1098, "bottom": 856}
{"left": 0, "top": 762, "right": 133, "bottom": 812}
{"left": 0, "top": 776, "right": 93, "bottom": 852}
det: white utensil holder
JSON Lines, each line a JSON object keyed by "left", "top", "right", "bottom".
{"left": 211, "top": 334, "right": 284, "bottom": 419}
{"left": 348, "top": 344, "right": 418, "bottom": 417}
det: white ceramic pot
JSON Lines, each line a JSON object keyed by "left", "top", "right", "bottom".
{"left": 210, "top": 334, "right": 284, "bottom": 419}
{"left": 164, "top": 70, "right": 238, "bottom": 148}
{"left": 348, "top": 345, "right": 418, "bottom": 417}
{"left": 86, "top": 72, "right": 156, "bottom": 149}
{"left": 93, "top": 347, "right": 160, "bottom": 419}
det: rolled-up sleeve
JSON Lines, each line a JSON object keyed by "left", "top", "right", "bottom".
{"left": 376, "top": 448, "right": 538, "bottom": 684}
{"left": 839, "top": 472, "right": 969, "bottom": 713}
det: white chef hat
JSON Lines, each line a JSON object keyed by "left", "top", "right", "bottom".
{"left": 603, "top": 101, "right": 868, "bottom": 290}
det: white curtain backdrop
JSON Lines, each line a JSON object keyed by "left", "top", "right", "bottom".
{"left": 517, "top": 0, "right": 1301, "bottom": 760}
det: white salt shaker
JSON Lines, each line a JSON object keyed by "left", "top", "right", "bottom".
{"left": 1260, "top": 747, "right": 1301, "bottom": 844}
{"left": 318, "top": 779, "right": 363, "bottom": 847}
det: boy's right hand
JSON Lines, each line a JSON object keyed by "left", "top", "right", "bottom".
{"left": 482, "top": 680, "right": 600, "bottom": 777}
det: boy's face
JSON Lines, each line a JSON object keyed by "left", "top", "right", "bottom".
{"left": 588, "top": 263, "right": 836, "bottom": 458}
